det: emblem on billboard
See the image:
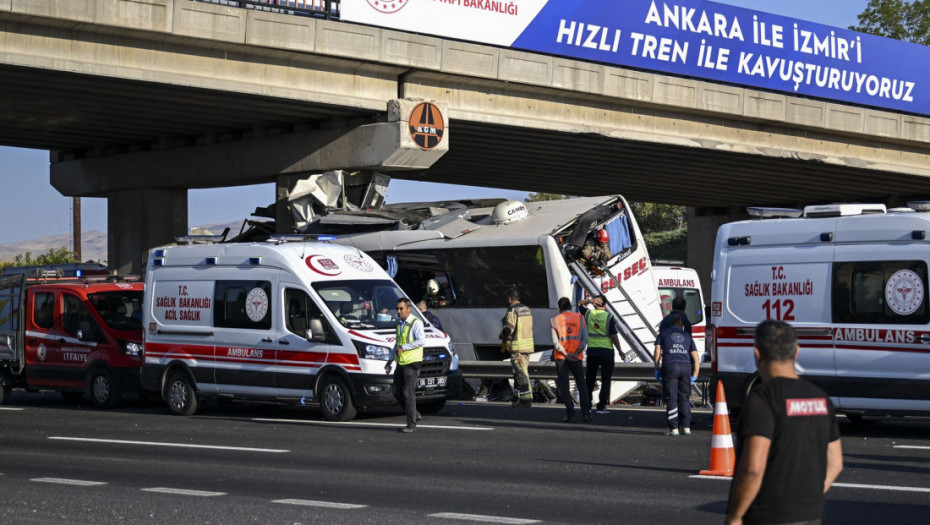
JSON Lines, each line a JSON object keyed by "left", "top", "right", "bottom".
{"left": 37, "top": 343, "right": 47, "bottom": 361}
{"left": 366, "top": 0, "right": 409, "bottom": 14}
{"left": 344, "top": 254, "right": 374, "bottom": 272}
{"left": 245, "top": 288, "right": 269, "bottom": 323}
{"left": 305, "top": 255, "right": 342, "bottom": 276}
{"left": 409, "top": 101, "right": 444, "bottom": 150}
{"left": 885, "top": 269, "right": 924, "bottom": 316}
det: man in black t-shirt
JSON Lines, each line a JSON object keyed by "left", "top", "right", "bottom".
{"left": 727, "top": 320, "right": 843, "bottom": 525}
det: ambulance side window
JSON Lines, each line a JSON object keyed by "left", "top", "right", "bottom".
{"left": 33, "top": 293, "right": 54, "bottom": 330}
{"left": 832, "top": 261, "right": 929, "bottom": 324}
{"left": 214, "top": 280, "right": 272, "bottom": 330}
{"left": 285, "top": 289, "right": 337, "bottom": 343}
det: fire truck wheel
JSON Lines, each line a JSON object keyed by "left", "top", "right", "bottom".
{"left": 165, "top": 370, "right": 200, "bottom": 416}
{"left": 319, "top": 375, "right": 356, "bottom": 422}
{"left": 90, "top": 369, "right": 122, "bottom": 408}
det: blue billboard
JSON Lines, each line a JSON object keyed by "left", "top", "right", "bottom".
{"left": 343, "top": 0, "right": 929, "bottom": 117}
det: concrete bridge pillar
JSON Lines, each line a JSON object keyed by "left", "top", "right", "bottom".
{"left": 686, "top": 206, "right": 750, "bottom": 305}
{"left": 107, "top": 188, "right": 187, "bottom": 276}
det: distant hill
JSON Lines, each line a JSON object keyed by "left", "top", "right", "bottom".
{"left": 0, "top": 220, "right": 245, "bottom": 265}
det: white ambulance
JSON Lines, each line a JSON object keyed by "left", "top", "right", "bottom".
{"left": 710, "top": 203, "right": 930, "bottom": 419}
{"left": 652, "top": 265, "right": 706, "bottom": 361}
{"left": 140, "top": 238, "right": 452, "bottom": 421}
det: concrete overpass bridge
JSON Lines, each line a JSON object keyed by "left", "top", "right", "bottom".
{"left": 3, "top": 0, "right": 930, "bottom": 282}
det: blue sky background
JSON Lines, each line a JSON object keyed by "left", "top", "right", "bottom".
{"left": 0, "top": 0, "right": 869, "bottom": 244}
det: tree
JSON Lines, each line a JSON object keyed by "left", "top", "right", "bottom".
{"left": 525, "top": 192, "right": 574, "bottom": 202}
{"left": 0, "top": 247, "right": 79, "bottom": 272}
{"left": 850, "top": 0, "right": 930, "bottom": 45}
{"left": 629, "top": 202, "right": 686, "bottom": 235}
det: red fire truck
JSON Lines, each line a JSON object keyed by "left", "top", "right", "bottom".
{"left": 0, "top": 270, "right": 144, "bottom": 407}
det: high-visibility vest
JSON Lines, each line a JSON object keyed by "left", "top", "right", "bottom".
{"left": 585, "top": 309, "right": 612, "bottom": 349}
{"left": 505, "top": 303, "right": 535, "bottom": 354}
{"left": 551, "top": 311, "right": 585, "bottom": 360}
{"left": 396, "top": 317, "right": 424, "bottom": 365}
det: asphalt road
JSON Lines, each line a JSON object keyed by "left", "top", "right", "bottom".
{"left": 0, "top": 391, "right": 928, "bottom": 524}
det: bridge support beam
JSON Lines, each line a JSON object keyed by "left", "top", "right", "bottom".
{"left": 107, "top": 188, "right": 188, "bottom": 276}
{"left": 686, "top": 207, "right": 751, "bottom": 302}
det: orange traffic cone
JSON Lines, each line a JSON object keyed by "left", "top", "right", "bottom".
{"left": 699, "top": 381, "right": 736, "bottom": 476}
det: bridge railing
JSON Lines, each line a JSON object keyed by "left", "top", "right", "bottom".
{"left": 192, "top": 0, "right": 341, "bottom": 20}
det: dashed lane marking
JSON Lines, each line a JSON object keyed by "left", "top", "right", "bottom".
{"left": 48, "top": 436, "right": 289, "bottom": 453}
{"left": 429, "top": 513, "right": 540, "bottom": 524}
{"left": 252, "top": 418, "right": 493, "bottom": 431}
{"left": 0, "top": 407, "right": 24, "bottom": 411}
{"left": 895, "top": 445, "right": 930, "bottom": 450}
{"left": 833, "top": 482, "right": 930, "bottom": 493}
{"left": 272, "top": 499, "right": 367, "bottom": 509}
{"left": 691, "top": 475, "right": 930, "bottom": 493}
{"left": 141, "top": 487, "right": 226, "bottom": 497}
{"left": 31, "top": 477, "right": 106, "bottom": 487}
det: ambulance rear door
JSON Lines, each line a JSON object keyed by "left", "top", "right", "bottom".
{"left": 831, "top": 231, "right": 930, "bottom": 413}
{"left": 720, "top": 220, "right": 836, "bottom": 382}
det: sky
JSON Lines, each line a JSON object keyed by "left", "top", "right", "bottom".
{"left": 0, "top": 0, "right": 870, "bottom": 246}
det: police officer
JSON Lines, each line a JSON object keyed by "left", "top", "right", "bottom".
{"left": 551, "top": 297, "right": 590, "bottom": 422}
{"left": 385, "top": 298, "right": 425, "bottom": 433}
{"left": 500, "top": 288, "right": 534, "bottom": 407}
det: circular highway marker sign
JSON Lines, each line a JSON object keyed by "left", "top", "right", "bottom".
{"left": 409, "top": 101, "right": 445, "bottom": 150}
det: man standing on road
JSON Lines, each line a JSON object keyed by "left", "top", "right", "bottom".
{"left": 551, "top": 297, "right": 590, "bottom": 422}
{"left": 578, "top": 294, "right": 624, "bottom": 415}
{"left": 386, "top": 298, "right": 425, "bottom": 433}
{"left": 726, "top": 320, "right": 844, "bottom": 525}
{"left": 500, "top": 288, "right": 534, "bottom": 407}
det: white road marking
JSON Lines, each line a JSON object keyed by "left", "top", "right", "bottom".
{"left": 48, "top": 436, "right": 288, "bottom": 453}
{"left": 691, "top": 475, "right": 930, "bottom": 493}
{"left": 0, "top": 407, "right": 24, "bottom": 411}
{"left": 272, "top": 499, "right": 367, "bottom": 509}
{"left": 833, "top": 482, "right": 930, "bottom": 493}
{"left": 141, "top": 487, "right": 226, "bottom": 497}
{"left": 31, "top": 477, "right": 106, "bottom": 487}
{"left": 429, "top": 513, "right": 540, "bottom": 524}
{"left": 252, "top": 418, "right": 493, "bottom": 431}
{"left": 895, "top": 445, "right": 930, "bottom": 450}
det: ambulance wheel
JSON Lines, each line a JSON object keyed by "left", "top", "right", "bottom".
{"left": 418, "top": 398, "right": 446, "bottom": 414}
{"left": 319, "top": 376, "right": 356, "bottom": 422}
{"left": 90, "top": 369, "right": 122, "bottom": 408}
{"left": 165, "top": 370, "right": 200, "bottom": 416}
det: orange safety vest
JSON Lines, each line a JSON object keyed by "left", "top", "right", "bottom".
{"left": 551, "top": 312, "right": 585, "bottom": 360}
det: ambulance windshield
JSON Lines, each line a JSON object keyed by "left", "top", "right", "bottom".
{"left": 312, "top": 279, "right": 419, "bottom": 330}
{"left": 658, "top": 287, "right": 704, "bottom": 325}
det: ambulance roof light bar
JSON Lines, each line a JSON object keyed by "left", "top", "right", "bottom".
{"left": 907, "top": 201, "right": 930, "bottom": 212}
{"left": 803, "top": 203, "right": 886, "bottom": 218}
{"left": 175, "top": 235, "right": 225, "bottom": 245}
{"left": 746, "top": 207, "right": 802, "bottom": 219}
{"left": 269, "top": 234, "right": 336, "bottom": 244}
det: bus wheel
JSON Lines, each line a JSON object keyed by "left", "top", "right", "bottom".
{"left": 90, "top": 369, "right": 121, "bottom": 408}
{"left": 165, "top": 370, "right": 200, "bottom": 416}
{"left": 319, "top": 376, "right": 356, "bottom": 422}
{"left": 418, "top": 398, "right": 446, "bottom": 414}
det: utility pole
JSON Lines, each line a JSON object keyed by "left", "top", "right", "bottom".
{"left": 72, "top": 196, "right": 82, "bottom": 261}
